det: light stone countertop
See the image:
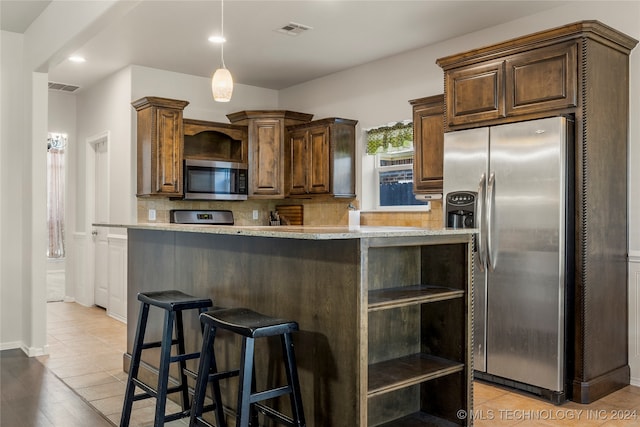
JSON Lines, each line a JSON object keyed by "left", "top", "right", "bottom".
{"left": 94, "top": 222, "right": 476, "bottom": 240}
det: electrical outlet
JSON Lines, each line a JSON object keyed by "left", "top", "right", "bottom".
{"left": 148, "top": 209, "right": 156, "bottom": 221}
{"left": 252, "top": 210, "right": 259, "bottom": 220}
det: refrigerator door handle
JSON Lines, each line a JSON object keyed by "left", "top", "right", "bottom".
{"left": 486, "top": 172, "right": 497, "bottom": 270}
{"left": 476, "top": 173, "right": 487, "bottom": 272}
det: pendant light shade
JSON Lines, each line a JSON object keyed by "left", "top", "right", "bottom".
{"left": 211, "top": 0, "right": 233, "bottom": 102}
{"left": 212, "top": 67, "right": 233, "bottom": 102}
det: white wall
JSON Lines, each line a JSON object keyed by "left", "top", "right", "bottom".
{"left": 0, "top": 0, "right": 130, "bottom": 353}
{"left": 131, "top": 65, "right": 279, "bottom": 123}
{"left": 0, "top": 31, "right": 25, "bottom": 349}
{"left": 76, "top": 67, "right": 134, "bottom": 231}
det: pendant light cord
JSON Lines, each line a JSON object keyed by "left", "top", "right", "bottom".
{"left": 220, "top": 0, "right": 226, "bottom": 68}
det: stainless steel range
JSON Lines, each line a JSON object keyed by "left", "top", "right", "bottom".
{"left": 169, "top": 210, "right": 234, "bottom": 225}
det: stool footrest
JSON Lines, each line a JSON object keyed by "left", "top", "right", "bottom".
{"left": 131, "top": 378, "right": 188, "bottom": 401}
{"left": 250, "top": 385, "right": 292, "bottom": 403}
{"left": 140, "top": 337, "right": 183, "bottom": 350}
{"left": 209, "top": 368, "right": 240, "bottom": 381}
{"left": 132, "top": 379, "right": 157, "bottom": 400}
{"left": 255, "top": 402, "right": 295, "bottom": 426}
{"left": 170, "top": 351, "right": 200, "bottom": 363}
{"left": 163, "top": 409, "right": 192, "bottom": 423}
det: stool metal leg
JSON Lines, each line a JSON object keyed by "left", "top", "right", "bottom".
{"left": 155, "top": 309, "right": 175, "bottom": 427}
{"left": 120, "top": 302, "right": 150, "bottom": 427}
{"left": 281, "top": 333, "right": 306, "bottom": 427}
{"left": 237, "top": 337, "right": 255, "bottom": 427}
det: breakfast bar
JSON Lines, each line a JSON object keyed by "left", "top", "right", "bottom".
{"left": 122, "top": 224, "right": 474, "bottom": 426}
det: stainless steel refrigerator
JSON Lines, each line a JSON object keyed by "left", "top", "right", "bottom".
{"left": 443, "top": 116, "right": 573, "bottom": 401}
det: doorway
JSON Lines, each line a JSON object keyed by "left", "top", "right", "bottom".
{"left": 46, "top": 132, "right": 67, "bottom": 302}
{"left": 85, "top": 132, "right": 110, "bottom": 308}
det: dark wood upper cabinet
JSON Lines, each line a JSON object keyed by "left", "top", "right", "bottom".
{"left": 442, "top": 41, "right": 578, "bottom": 129}
{"left": 409, "top": 95, "right": 444, "bottom": 195}
{"left": 436, "top": 21, "right": 631, "bottom": 130}
{"left": 182, "top": 119, "right": 248, "bottom": 163}
{"left": 505, "top": 41, "right": 577, "bottom": 117}
{"left": 445, "top": 60, "right": 504, "bottom": 127}
{"left": 132, "top": 96, "right": 189, "bottom": 197}
{"left": 227, "top": 110, "right": 313, "bottom": 198}
{"left": 286, "top": 118, "right": 358, "bottom": 198}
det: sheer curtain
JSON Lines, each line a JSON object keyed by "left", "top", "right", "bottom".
{"left": 47, "top": 133, "right": 66, "bottom": 258}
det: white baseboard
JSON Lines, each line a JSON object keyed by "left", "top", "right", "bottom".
{"left": 0, "top": 341, "right": 22, "bottom": 351}
{"left": 20, "top": 343, "right": 49, "bottom": 357}
{"left": 108, "top": 312, "right": 127, "bottom": 324}
{"left": 63, "top": 296, "right": 76, "bottom": 303}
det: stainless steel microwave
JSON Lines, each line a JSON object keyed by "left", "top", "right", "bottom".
{"left": 183, "top": 159, "right": 248, "bottom": 200}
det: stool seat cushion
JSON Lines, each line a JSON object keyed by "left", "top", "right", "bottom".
{"left": 138, "top": 290, "right": 212, "bottom": 311}
{"left": 201, "top": 308, "right": 298, "bottom": 338}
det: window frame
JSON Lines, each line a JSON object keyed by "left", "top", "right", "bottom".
{"left": 374, "top": 149, "right": 431, "bottom": 212}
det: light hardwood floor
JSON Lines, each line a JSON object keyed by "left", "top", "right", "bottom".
{"left": 6, "top": 301, "right": 640, "bottom": 426}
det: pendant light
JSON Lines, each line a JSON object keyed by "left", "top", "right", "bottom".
{"left": 211, "top": 0, "right": 233, "bottom": 102}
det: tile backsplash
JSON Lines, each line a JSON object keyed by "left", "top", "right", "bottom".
{"left": 137, "top": 198, "right": 443, "bottom": 228}
{"left": 360, "top": 201, "right": 443, "bottom": 229}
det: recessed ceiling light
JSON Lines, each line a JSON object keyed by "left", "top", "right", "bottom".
{"left": 208, "top": 35, "right": 226, "bottom": 44}
{"left": 68, "top": 56, "right": 86, "bottom": 63}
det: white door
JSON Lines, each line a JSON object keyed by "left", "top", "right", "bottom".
{"left": 93, "top": 139, "right": 109, "bottom": 308}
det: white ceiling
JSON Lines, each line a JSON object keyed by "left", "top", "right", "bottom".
{"left": 1, "top": 0, "right": 567, "bottom": 92}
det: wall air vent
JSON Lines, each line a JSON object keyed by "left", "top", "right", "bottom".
{"left": 275, "top": 22, "right": 313, "bottom": 36}
{"left": 48, "top": 82, "right": 80, "bottom": 92}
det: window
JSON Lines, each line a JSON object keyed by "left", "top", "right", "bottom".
{"left": 375, "top": 151, "right": 429, "bottom": 209}
{"left": 47, "top": 133, "right": 66, "bottom": 258}
{"left": 366, "top": 121, "right": 430, "bottom": 210}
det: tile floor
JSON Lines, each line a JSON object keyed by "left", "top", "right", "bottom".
{"left": 37, "top": 301, "right": 640, "bottom": 426}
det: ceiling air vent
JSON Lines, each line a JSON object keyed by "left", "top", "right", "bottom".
{"left": 275, "top": 22, "right": 312, "bottom": 36}
{"left": 48, "top": 82, "right": 80, "bottom": 93}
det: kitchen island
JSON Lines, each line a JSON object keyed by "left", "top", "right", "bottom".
{"left": 120, "top": 224, "right": 474, "bottom": 426}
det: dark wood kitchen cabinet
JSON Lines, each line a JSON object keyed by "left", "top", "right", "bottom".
{"left": 442, "top": 41, "right": 577, "bottom": 129}
{"left": 132, "top": 96, "right": 189, "bottom": 197}
{"left": 227, "top": 110, "right": 313, "bottom": 198}
{"left": 437, "top": 20, "right": 638, "bottom": 404}
{"left": 409, "top": 95, "right": 444, "bottom": 196}
{"left": 286, "top": 118, "right": 357, "bottom": 198}
{"left": 183, "top": 118, "right": 248, "bottom": 163}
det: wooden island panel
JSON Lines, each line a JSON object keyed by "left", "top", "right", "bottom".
{"left": 125, "top": 226, "right": 473, "bottom": 426}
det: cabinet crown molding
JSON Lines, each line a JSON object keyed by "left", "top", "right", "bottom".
{"left": 436, "top": 20, "right": 638, "bottom": 70}
{"left": 131, "top": 96, "right": 189, "bottom": 111}
{"left": 226, "top": 110, "right": 313, "bottom": 122}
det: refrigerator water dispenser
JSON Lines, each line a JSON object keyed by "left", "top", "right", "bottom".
{"left": 445, "top": 191, "right": 476, "bottom": 229}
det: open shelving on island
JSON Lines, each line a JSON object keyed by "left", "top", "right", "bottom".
{"left": 363, "top": 237, "right": 473, "bottom": 426}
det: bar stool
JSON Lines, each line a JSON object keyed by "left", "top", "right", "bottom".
{"left": 190, "top": 308, "right": 306, "bottom": 427}
{"left": 120, "top": 290, "right": 213, "bottom": 427}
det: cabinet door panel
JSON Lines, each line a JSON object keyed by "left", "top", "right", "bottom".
{"left": 446, "top": 61, "right": 505, "bottom": 127}
{"left": 308, "top": 127, "right": 330, "bottom": 194}
{"left": 155, "top": 109, "right": 182, "bottom": 194}
{"left": 506, "top": 42, "right": 577, "bottom": 116}
{"left": 289, "top": 130, "right": 308, "bottom": 195}
{"left": 412, "top": 96, "right": 444, "bottom": 195}
{"left": 251, "top": 119, "right": 282, "bottom": 196}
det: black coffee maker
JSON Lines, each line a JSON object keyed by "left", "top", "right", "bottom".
{"left": 445, "top": 191, "right": 476, "bottom": 229}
